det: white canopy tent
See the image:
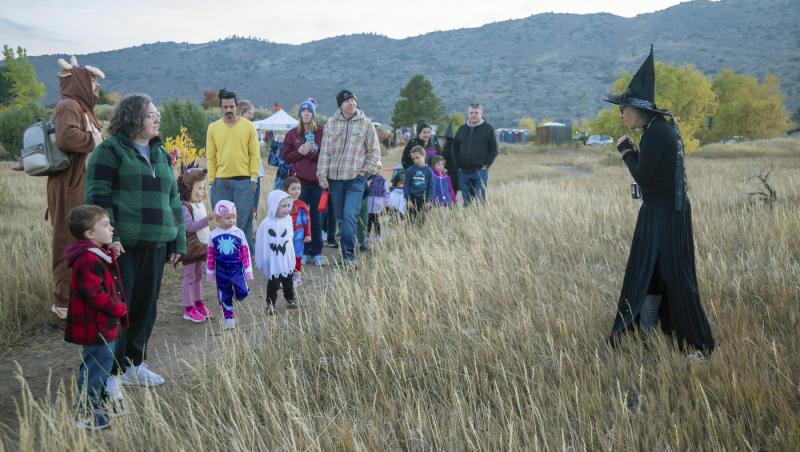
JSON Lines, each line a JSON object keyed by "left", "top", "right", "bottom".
{"left": 251, "top": 109, "right": 298, "bottom": 131}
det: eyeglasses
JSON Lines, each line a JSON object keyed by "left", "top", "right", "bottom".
{"left": 144, "top": 111, "right": 161, "bottom": 121}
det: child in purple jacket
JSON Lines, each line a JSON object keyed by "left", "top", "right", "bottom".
{"left": 366, "top": 174, "right": 390, "bottom": 242}
{"left": 430, "top": 155, "right": 457, "bottom": 208}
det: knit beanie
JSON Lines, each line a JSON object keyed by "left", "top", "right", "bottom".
{"left": 214, "top": 200, "right": 237, "bottom": 217}
{"left": 336, "top": 90, "right": 356, "bottom": 107}
{"left": 298, "top": 98, "right": 317, "bottom": 117}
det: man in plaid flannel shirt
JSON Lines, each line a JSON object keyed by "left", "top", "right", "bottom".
{"left": 316, "top": 90, "right": 381, "bottom": 264}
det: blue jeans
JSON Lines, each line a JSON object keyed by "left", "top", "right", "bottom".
{"left": 252, "top": 177, "right": 261, "bottom": 220}
{"left": 77, "top": 341, "right": 115, "bottom": 411}
{"left": 211, "top": 178, "right": 256, "bottom": 251}
{"left": 328, "top": 176, "right": 367, "bottom": 261}
{"left": 459, "top": 169, "right": 488, "bottom": 206}
{"left": 300, "top": 183, "right": 323, "bottom": 256}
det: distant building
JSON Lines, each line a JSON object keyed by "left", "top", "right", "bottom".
{"left": 535, "top": 122, "right": 572, "bottom": 146}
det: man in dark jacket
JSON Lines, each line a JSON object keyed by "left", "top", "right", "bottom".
{"left": 452, "top": 103, "right": 497, "bottom": 206}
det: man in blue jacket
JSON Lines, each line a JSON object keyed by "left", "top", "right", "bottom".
{"left": 452, "top": 103, "right": 498, "bottom": 206}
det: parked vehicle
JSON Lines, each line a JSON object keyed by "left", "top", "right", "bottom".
{"left": 586, "top": 135, "right": 614, "bottom": 146}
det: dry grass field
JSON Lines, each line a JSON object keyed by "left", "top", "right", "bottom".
{"left": 1, "top": 138, "right": 798, "bottom": 450}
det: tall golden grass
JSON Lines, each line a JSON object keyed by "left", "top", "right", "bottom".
{"left": 0, "top": 172, "right": 52, "bottom": 346}
{"left": 3, "top": 138, "right": 800, "bottom": 450}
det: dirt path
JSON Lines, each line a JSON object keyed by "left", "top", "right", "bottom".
{"left": 0, "top": 245, "right": 346, "bottom": 432}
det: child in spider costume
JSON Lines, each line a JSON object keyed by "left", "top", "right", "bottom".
{"left": 255, "top": 190, "right": 298, "bottom": 312}
{"left": 206, "top": 200, "right": 254, "bottom": 329}
{"left": 281, "top": 176, "right": 311, "bottom": 287}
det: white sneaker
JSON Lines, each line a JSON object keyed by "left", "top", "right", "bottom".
{"left": 51, "top": 304, "right": 68, "bottom": 320}
{"left": 223, "top": 318, "right": 236, "bottom": 330}
{"left": 119, "top": 363, "right": 165, "bottom": 387}
{"left": 105, "top": 376, "right": 124, "bottom": 401}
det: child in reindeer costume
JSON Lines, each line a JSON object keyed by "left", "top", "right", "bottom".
{"left": 177, "top": 167, "right": 214, "bottom": 323}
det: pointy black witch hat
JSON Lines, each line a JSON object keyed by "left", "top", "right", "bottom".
{"left": 604, "top": 45, "right": 671, "bottom": 116}
{"left": 443, "top": 122, "right": 454, "bottom": 139}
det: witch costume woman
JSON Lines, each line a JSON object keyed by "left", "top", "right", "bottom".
{"left": 605, "top": 46, "right": 715, "bottom": 355}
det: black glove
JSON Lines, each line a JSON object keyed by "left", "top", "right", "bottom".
{"left": 617, "top": 137, "right": 635, "bottom": 153}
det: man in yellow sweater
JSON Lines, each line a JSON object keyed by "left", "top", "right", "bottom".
{"left": 206, "top": 88, "right": 261, "bottom": 250}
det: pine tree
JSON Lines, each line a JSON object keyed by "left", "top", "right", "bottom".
{"left": 391, "top": 75, "right": 445, "bottom": 129}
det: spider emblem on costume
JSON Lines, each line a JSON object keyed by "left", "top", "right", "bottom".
{"left": 216, "top": 236, "right": 236, "bottom": 255}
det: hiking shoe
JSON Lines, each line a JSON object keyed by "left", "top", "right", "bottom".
{"left": 292, "top": 274, "right": 302, "bottom": 288}
{"left": 51, "top": 304, "right": 68, "bottom": 320}
{"left": 182, "top": 306, "right": 206, "bottom": 323}
{"left": 105, "top": 376, "right": 124, "bottom": 401}
{"left": 119, "top": 364, "right": 165, "bottom": 387}
{"left": 311, "top": 255, "right": 328, "bottom": 266}
{"left": 326, "top": 241, "right": 338, "bottom": 248}
{"left": 74, "top": 411, "right": 111, "bottom": 431}
{"left": 286, "top": 299, "right": 299, "bottom": 309}
{"left": 223, "top": 318, "right": 236, "bottom": 330}
{"left": 194, "top": 300, "right": 212, "bottom": 318}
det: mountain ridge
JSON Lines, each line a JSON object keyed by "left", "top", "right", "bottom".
{"left": 26, "top": 0, "right": 799, "bottom": 127}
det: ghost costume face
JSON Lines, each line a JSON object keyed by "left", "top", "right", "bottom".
{"left": 255, "top": 190, "right": 296, "bottom": 279}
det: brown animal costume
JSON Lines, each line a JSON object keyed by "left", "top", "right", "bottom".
{"left": 49, "top": 56, "right": 104, "bottom": 319}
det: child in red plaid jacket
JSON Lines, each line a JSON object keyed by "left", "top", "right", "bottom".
{"left": 64, "top": 205, "right": 128, "bottom": 430}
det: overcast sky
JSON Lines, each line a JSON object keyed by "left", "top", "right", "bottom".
{"left": 2, "top": 0, "right": 692, "bottom": 56}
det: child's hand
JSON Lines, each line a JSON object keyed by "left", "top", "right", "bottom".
{"left": 304, "top": 236, "right": 311, "bottom": 243}
{"left": 407, "top": 200, "right": 414, "bottom": 210}
{"left": 424, "top": 202, "right": 431, "bottom": 209}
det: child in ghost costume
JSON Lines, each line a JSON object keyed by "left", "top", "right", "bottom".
{"left": 207, "top": 200, "right": 254, "bottom": 329}
{"left": 255, "top": 190, "right": 298, "bottom": 311}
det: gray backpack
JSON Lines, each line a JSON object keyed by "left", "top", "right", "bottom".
{"left": 21, "top": 121, "right": 70, "bottom": 176}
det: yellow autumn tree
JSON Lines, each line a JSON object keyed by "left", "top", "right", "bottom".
{"left": 704, "top": 70, "right": 790, "bottom": 142}
{"left": 164, "top": 127, "right": 205, "bottom": 175}
{"left": 518, "top": 116, "right": 537, "bottom": 132}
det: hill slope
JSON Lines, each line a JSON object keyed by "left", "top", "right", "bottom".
{"left": 27, "top": 0, "right": 799, "bottom": 126}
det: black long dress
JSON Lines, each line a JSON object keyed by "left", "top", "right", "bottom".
{"left": 609, "top": 117, "right": 715, "bottom": 353}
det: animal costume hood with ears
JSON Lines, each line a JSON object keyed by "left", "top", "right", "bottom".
{"left": 177, "top": 167, "right": 208, "bottom": 202}
{"left": 58, "top": 55, "right": 105, "bottom": 129}
{"left": 255, "top": 190, "right": 296, "bottom": 278}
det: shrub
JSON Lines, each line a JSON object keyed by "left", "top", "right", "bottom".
{"left": 93, "top": 104, "right": 114, "bottom": 121}
{"left": 160, "top": 99, "right": 209, "bottom": 148}
{"left": 0, "top": 102, "right": 50, "bottom": 159}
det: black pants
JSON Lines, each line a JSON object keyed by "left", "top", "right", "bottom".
{"left": 367, "top": 213, "right": 381, "bottom": 236}
{"left": 407, "top": 196, "right": 426, "bottom": 223}
{"left": 113, "top": 245, "right": 167, "bottom": 374}
{"left": 267, "top": 274, "right": 295, "bottom": 307}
